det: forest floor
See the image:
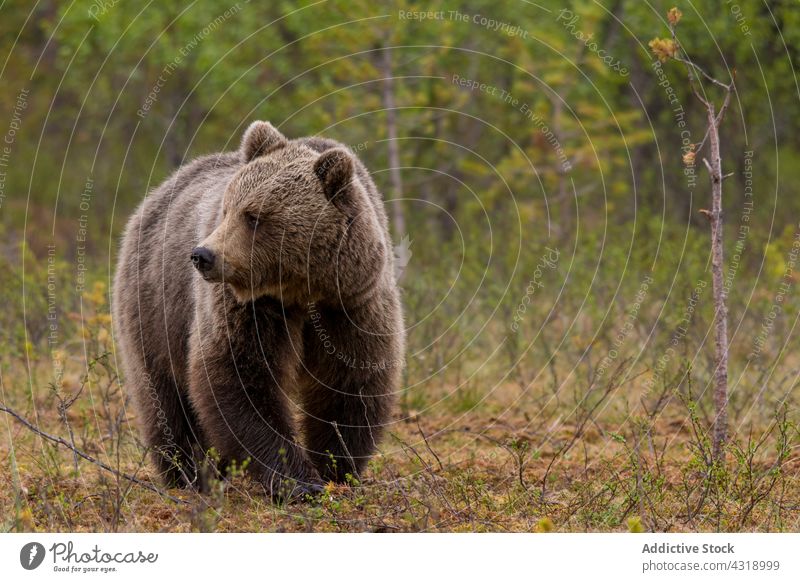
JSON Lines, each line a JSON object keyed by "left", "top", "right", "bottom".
{"left": 2, "top": 354, "right": 797, "bottom": 533}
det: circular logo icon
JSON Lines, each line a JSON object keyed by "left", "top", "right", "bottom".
{"left": 20, "top": 542, "right": 46, "bottom": 570}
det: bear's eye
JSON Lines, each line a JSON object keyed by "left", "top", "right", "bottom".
{"left": 244, "top": 212, "right": 260, "bottom": 229}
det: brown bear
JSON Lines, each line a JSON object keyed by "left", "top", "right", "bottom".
{"left": 112, "top": 121, "right": 404, "bottom": 499}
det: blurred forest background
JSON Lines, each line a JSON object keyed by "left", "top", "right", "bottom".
{"left": 1, "top": 0, "right": 799, "bottom": 532}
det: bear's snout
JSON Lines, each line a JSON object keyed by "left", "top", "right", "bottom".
{"left": 190, "top": 246, "right": 216, "bottom": 277}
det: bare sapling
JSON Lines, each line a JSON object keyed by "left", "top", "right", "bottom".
{"left": 650, "top": 7, "right": 736, "bottom": 462}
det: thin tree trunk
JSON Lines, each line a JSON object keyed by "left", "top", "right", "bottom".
{"left": 662, "top": 5, "right": 734, "bottom": 463}
{"left": 380, "top": 50, "right": 407, "bottom": 253}
{"left": 706, "top": 101, "right": 729, "bottom": 462}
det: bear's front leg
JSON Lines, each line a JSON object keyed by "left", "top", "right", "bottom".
{"left": 300, "top": 293, "right": 403, "bottom": 483}
{"left": 187, "top": 293, "right": 323, "bottom": 500}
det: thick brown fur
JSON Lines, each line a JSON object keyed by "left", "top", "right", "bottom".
{"left": 112, "top": 121, "right": 404, "bottom": 498}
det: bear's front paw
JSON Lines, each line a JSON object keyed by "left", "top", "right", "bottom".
{"left": 295, "top": 480, "right": 327, "bottom": 503}
{"left": 263, "top": 475, "right": 326, "bottom": 504}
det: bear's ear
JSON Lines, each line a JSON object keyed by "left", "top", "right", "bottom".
{"left": 240, "top": 121, "right": 287, "bottom": 162}
{"left": 314, "top": 148, "right": 356, "bottom": 213}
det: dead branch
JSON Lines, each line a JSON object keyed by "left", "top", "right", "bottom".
{"left": 0, "top": 403, "right": 187, "bottom": 505}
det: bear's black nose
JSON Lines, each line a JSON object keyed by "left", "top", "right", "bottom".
{"left": 190, "top": 246, "right": 215, "bottom": 273}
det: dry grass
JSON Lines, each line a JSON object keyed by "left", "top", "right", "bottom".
{"left": 2, "top": 349, "right": 797, "bottom": 533}
{"left": 1, "top": 277, "right": 798, "bottom": 532}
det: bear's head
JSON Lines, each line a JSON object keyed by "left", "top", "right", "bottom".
{"left": 191, "top": 121, "right": 387, "bottom": 305}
